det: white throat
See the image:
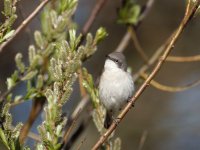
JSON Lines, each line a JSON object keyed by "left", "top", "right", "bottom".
{"left": 104, "top": 59, "right": 119, "bottom": 71}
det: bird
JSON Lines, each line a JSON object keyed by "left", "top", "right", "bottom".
{"left": 99, "top": 52, "right": 134, "bottom": 129}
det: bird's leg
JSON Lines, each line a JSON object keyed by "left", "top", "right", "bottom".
{"left": 112, "top": 115, "right": 120, "bottom": 125}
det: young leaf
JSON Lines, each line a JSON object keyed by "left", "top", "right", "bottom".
{"left": 21, "top": 70, "right": 38, "bottom": 81}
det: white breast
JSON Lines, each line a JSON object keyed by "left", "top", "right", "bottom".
{"left": 99, "top": 63, "right": 134, "bottom": 112}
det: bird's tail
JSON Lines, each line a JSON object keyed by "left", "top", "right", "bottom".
{"left": 104, "top": 111, "right": 112, "bottom": 129}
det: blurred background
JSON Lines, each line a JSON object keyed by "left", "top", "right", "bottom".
{"left": 1, "top": 0, "right": 200, "bottom": 149}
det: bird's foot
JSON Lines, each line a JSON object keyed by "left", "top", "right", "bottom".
{"left": 127, "top": 97, "right": 135, "bottom": 107}
{"left": 112, "top": 116, "right": 121, "bottom": 125}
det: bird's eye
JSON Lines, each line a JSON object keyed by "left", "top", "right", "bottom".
{"left": 115, "top": 59, "right": 118, "bottom": 63}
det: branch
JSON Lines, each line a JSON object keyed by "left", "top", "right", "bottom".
{"left": 138, "top": 130, "right": 148, "bottom": 150}
{"left": 0, "top": 0, "right": 49, "bottom": 53}
{"left": 11, "top": 125, "right": 41, "bottom": 142}
{"left": 128, "top": 26, "right": 149, "bottom": 63}
{"left": 81, "top": 0, "right": 109, "bottom": 36}
{"left": 61, "top": 109, "right": 81, "bottom": 147}
{"left": 76, "top": 137, "right": 86, "bottom": 150}
{"left": 19, "top": 97, "right": 45, "bottom": 144}
{"left": 62, "top": 115, "right": 91, "bottom": 150}
{"left": 166, "top": 54, "right": 200, "bottom": 62}
{"left": 115, "top": 30, "right": 131, "bottom": 52}
{"left": 137, "top": 0, "right": 155, "bottom": 26}
{"left": 92, "top": 1, "right": 200, "bottom": 149}
{"left": 141, "top": 72, "right": 200, "bottom": 92}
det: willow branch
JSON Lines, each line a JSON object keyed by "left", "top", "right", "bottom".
{"left": 0, "top": 0, "right": 49, "bottom": 53}
{"left": 92, "top": 1, "right": 200, "bottom": 149}
{"left": 141, "top": 72, "right": 200, "bottom": 92}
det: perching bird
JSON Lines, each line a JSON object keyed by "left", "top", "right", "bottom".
{"left": 99, "top": 52, "right": 134, "bottom": 129}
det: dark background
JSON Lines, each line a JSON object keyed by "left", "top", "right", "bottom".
{"left": 1, "top": 0, "right": 200, "bottom": 149}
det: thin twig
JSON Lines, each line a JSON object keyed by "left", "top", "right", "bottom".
{"left": 115, "top": 31, "right": 131, "bottom": 53}
{"left": 76, "top": 137, "right": 86, "bottom": 150}
{"left": 81, "top": 0, "right": 109, "bottom": 35}
{"left": 18, "top": 3, "right": 32, "bottom": 43}
{"left": 0, "top": 86, "right": 16, "bottom": 103}
{"left": 92, "top": 1, "right": 200, "bottom": 149}
{"left": 133, "top": 42, "right": 166, "bottom": 81}
{"left": 166, "top": 54, "right": 200, "bottom": 62}
{"left": 0, "top": 0, "right": 49, "bottom": 53}
{"left": 128, "top": 26, "right": 149, "bottom": 63}
{"left": 137, "top": 0, "right": 155, "bottom": 26}
{"left": 27, "top": 131, "right": 41, "bottom": 142}
{"left": 78, "top": 69, "right": 87, "bottom": 97}
{"left": 138, "top": 130, "right": 148, "bottom": 150}
{"left": 10, "top": 99, "right": 25, "bottom": 107}
{"left": 61, "top": 96, "right": 90, "bottom": 149}
{"left": 63, "top": 115, "right": 92, "bottom": 150}
{"left": 62, "top": 109, "right": 82, "bottom": 147}
{"left": 19, "top": 97, "right": 46, "bottom": 144}
{"left": 11, "top": 125, "right": 41, "bottom": 142}
{"left": 141, "top": 72, "right": 200, "bottom": 92}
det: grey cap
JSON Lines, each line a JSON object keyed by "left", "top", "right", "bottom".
{"left": 107, "top": 52, "right": 127, "bottom": 71}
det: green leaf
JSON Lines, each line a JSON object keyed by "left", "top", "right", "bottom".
{"left": 50, "top": 10, "right": 58, "bottom": 29}
{"left": 113, "top": 137, "right": 122, "bottom": 150}
{"left": 14, "top": 95, "right": 22, "bottom": 102}
{"left": 34, "top": 31, "right": 46, "bottom": 49}
{"left": 82, "top": 68, "right": 100, "bottom": 108}
{"left": 28, "top": 45, "right": 36, "bottom": 65}
{"left": 3, "top": 30, "right": 15, "bottom": 40}
{"left": 24, "top": 88, "right": 37, "bottom": 100}
{"left": 15, "top": 53, "right": 25, "bottom": 73}
{"left": 36, "top": 75, "right": 44, "bottom": 89}
{"left": 6, "top": 78, "right": 15, "bottom": 90}
{"left": 21, "top": 70, "right": 38, "bottom": 81}
{"left": 0, "top": 128, "right": 9, "bottom": 150}
{"left": 4, "top": 0, "right": 12, "bottom": 16}
{"left": 117, "top": 1, "right": 141, "bottom": 25}
{"left": 41, "top": 8, "right": 51, "bottom": 35}
{"left": 94, "top": 27, "right": 108, "bottom": 44}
